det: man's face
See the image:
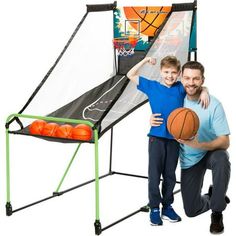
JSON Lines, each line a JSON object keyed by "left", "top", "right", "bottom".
{"left": 160, "top": 66, "right": 180, "bottom": 87}
{"left": 181, "top": 68, "right": 204, "bottom": 97}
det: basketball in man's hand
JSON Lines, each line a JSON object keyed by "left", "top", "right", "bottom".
{"left": 167, "top": 107, "right": 199, "bottom": 140}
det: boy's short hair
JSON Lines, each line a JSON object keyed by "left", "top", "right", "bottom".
{"left": 160, "top": 55, "right": 181, "bottom": 72}
{"left": 182, "top": 61, "right": 205, "bottom": 79}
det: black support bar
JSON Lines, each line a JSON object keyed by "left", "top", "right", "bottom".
{"left": 113, "top": 171, "right": 181, "bottom": 184}
{"left": 12, "top": 195, "right": 56, "bottom": 214}
{"left": 172, "top": 1, "right": 196, "bottom": 12}
{"left": 9, "top": 171, "right": 180, "bottom": 216}
{"left": 57, "top": 173, "right": 110, "bottom": 195}
{"left": 102, "top": 205, "right": 148, "bottom": 233}
{"left": 10, "top": 173, "right": 111, "bottom": 215}
{"left": 112, "top": 171, "right": 148, "bottom": 179}
{"left": 87, "top": 1, "right": 117, "bottom": 12}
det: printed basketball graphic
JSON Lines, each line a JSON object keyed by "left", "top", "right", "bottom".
{"left": 123, "top": 6, "right": 171, "bottom": 36}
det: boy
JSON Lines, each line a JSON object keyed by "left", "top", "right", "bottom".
{"left": 127, "top": 56, "right": 209, "bottom": 226}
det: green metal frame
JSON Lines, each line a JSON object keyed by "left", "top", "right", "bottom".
{"left": 5, "top": 113, "right": 181, "bottom": 235}
{"left": 5, "top": 113, "right": 100, "bottom": 224}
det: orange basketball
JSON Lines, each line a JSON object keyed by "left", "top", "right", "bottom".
{"left": 42, "top": 123, "right": 59, "bottom": 137}
{"left": 123, "top": 6, "right": 171, "bottom": 36}
{"left": 29, "top": 120, "right": 47, "bottom": 135}
{"left": 56, "top": 124, "right": 73, "bottom": 139}
{"left": 167, "top": 108, "right": 199, "bottom": 140}
{"left": 72, "top": 124, "right": 93, "bottom": 141}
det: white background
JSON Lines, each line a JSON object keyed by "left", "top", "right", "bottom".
{"left": 0, "top": 0, "right": 235, "bottom": 236}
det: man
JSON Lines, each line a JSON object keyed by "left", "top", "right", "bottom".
{"left": 150, "top": 61, "right": 231, "bottom": 234}
{"left": 126, "top": 56, "right": 209, "bottom": 226}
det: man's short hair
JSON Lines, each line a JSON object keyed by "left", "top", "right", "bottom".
{"left": 160, "top": 55, "right": 181, "bottom": 72}
{"left": 182, "top": 61, "right": 205, "bottom": 78}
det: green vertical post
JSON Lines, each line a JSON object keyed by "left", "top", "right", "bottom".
{"left": 6, "top": 127, "right": 13, "bottom": 216}
{"left": 6, "top": 128, "right": 11, "bottom": 203}
{"left": 94, "top": 129, "right": 100, "bottom": 220}
{"left": 94, "top": 128, "right": 102, "bottom": 235}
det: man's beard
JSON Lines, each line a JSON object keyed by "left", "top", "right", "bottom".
{"left": 185, "top": 85, "right": 201, "bottom": 96}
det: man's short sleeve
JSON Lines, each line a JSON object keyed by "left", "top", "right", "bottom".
{"left": 212, "top": 103, "right": 230, "bottom": 136}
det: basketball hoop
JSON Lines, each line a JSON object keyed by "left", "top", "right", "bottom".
{"left": 113, "top": 36, "right": 138, "bottom": 56}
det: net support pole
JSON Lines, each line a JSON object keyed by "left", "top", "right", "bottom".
{"left": 54, "top": 143, "right": 82, "bottom": 194}
{"left": 5, "top": 10, "right": 89, "bottom": 126}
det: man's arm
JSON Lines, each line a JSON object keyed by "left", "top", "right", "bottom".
{"left": 150, "top": 113, "right": 230, "bottom": 150}
{"left": 127, "top": 57, "right": 156, "bottom": 84}
{"left": 178, "top": 135, "right": 230, "bottom": 151}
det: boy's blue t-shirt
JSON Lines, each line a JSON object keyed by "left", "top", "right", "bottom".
{"left": 137, "top": 76, "right": 186, "bottom": 139}
{"left": 180, "top": 95, "right": 230, "bottom": 169}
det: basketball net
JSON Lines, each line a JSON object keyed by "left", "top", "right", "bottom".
{"left": 113, "top": 36, "right": 138, "bottom": 56}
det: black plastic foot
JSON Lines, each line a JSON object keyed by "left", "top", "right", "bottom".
{"left": 53, "top": 191, "right": 63, "bottom": 196}
{"left": 140, "top": 205, "right": 149, "bottom": 212}
{"left": 94, "top": 220, "right": 102, "bottom": 235}
{"left": 6, "top": 202, "right": 13, "bottom": 216}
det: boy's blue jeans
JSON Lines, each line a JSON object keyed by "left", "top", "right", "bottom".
{"left": 148, "top": 136, "right": 179, "bottom": 209}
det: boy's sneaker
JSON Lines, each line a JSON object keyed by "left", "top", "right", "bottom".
{"left": 161, "top": 205, "right": 182, "bottom": 222}
{"left": 210, "top": 212, "right": 224, "bottom": 234}
{"left": 150, "top": 208, "right": 163, "bottom": 226}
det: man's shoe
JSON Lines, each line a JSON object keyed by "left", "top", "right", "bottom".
{"left": 150, "top": 208, "right": 163, "bottom": 226}
{"left": 210, "top": 212, "right": 224, "bottom": 234}
{"left": 161, "top": 205, "right": 181, "bottom": 222}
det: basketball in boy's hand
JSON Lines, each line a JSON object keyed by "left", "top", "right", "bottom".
{"left": 29, "top": 120, "right": 47, "bottom": 135}
{"left": 167, "top": 108, "right": 199, "bottom": 140}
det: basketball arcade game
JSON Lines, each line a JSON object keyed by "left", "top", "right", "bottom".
{"left": 5, "top": 1, "right": 197, "bottom": 235}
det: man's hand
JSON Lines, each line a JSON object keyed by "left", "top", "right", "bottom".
{"left": 150, "top": 113, "right": 163, "bottom": 127}
{"left": 177, "top": 135, "right": 230, "bottom": 151}
{"left": 177, "top": 135, "right": 201, "bottom": 149}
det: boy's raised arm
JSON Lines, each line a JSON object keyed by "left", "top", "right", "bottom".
{"left": 127, "top": 57, "right": 156, "bottom": 85}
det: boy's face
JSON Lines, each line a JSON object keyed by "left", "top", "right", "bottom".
{"left": 160, "top": 66, "right": 180, "bottom": 87}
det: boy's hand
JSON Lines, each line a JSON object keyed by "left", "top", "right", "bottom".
{"left": 146, "top": 57, "right": 156, "bottom": 65}
{"left": 198, "top": 87, "right": 210, "bottom": 109}
{"left": 150, "top": 113, "right": 163, "bottom": 126}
